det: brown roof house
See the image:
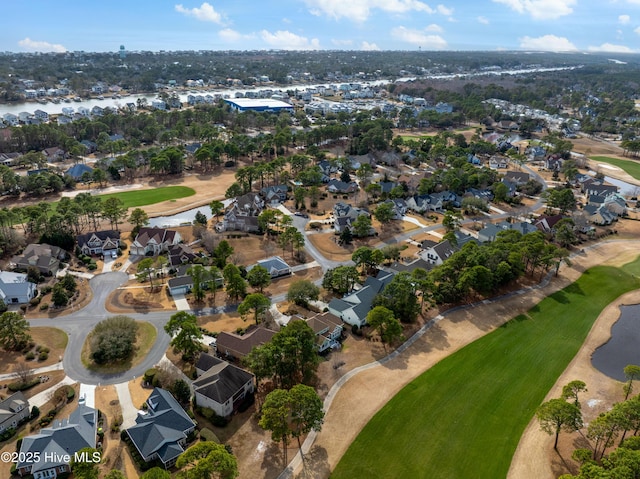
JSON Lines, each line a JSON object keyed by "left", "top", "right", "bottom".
{"left": 193, "top": 353, "right": 255, "bottom": 418}
{"left": 215, "top": 325, "right": 276, "bottom": 360}
{"left": 130, "top": 228, "right": 181, "bottom": 256}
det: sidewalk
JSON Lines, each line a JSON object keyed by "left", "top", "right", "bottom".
{"left": 29, "top": 376, "right": 76, "bottom": 408}
{"left": 0, "top": 362, "right": 64, "bottom": 382}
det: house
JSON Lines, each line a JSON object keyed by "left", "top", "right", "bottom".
{"left": 0, "top": 271, "right": 37, "bottom": 304}
{"left": 260, "top": 185, "right": 288, "bottom": 205}
{"left": 387, "top": 257, "right": 433, "bottom": 275}
{"left": 497, "top": 220, "right": 538, "bottom": 236}
{"left": 217, "top": 193, "right": 264, "bottom": 233}
{"left": 33, "top": 110, "right": 49, "bottom": 122}
{"left": 327, "top": 179, "right": 358, "bottom": 194}
{"left": 167, "top": 267, "right": 222, "bottom": 296}
{"left": 193, "top": 354, "right": 255, "bottom": 418}
{"left": 318, "top": 160, "right": 338, "bottom": 176}
{"left": 584, "top": 183, "right": 618, "bottom": 200}
{"left": 328, "top": 271, "right": 395, "bottom": 327}
{"left": 489, "top": 156, "right": 508, "bottom": 169}
{"left": 247, "top": 256, "right": 291, "bottom": 278}
{"left": 17, "top": 398, "right": 97, "bottom": 478}
{"left": 504, "top": 171, "right": 530, "bottom": 186}
{"left": 42, "top": 147, "right": 66, "bottom": 162}
{"left": 303, "top": 312, "right": 344, "bottom": 352}
{"left": 332, "top": 202, "right": 372, "bottom": 234}
{"left": 0, "top": 392, "right": 29, "bottom": 434}
{"left": 215, "top": 325, "right": 277, "bottom": 360}
{"left": 583, "top": 204, "right": 616, "bottom": 225}
{"left": 11, "top": 243, "right": 65, "bottom": 276}
{"left": 406, "top": 194, "right": 441, "bottom": 213}
{"left": 545, "top": 154, "right": 563, "bottom": 171}
{"left": 419, "top": 239, "right": 457, "bottom": 265}
{"left": 125, "top": 388, "right": 196, "bottom": 469}
{"left": 603, "top": 194, "right": 627, "bottom": 216}
{"left": 168, "top": 243, "right": 198, "bottom": 267}
{"left": 64, "top": 164, "right": 94, "bottom": 180}
{"left": 76, "top": 230, "right": 120, "bottom": 256}
{"left": 477, "top": 224, "right": 503, "bottom": 243}
{"left": 130, "top": 228, "right": 181, "bottom": 256}
{"left": 527, "top": 146, "right": 546, "bottom": 160}
{"left": 383, "top": 199, "right": 407, "bottom": 219}
{"left": 534, "top": 215, "right": 565, "bottom": 233}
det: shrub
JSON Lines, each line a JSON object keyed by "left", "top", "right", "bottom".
{"left": 143, "top": 368, "right": 157, "bottom": 383}
{"left": 38, "top": 352, "right": 48, "bottom": 361}
{"left": 90, "top": 316, "right": 138, "bottom": 364}
{"left": 8, "top": 378, "right": 40, "bottom": 392}
{"left": 41, "top": 346, "right": 49, "bottom": 353}
{"left": 65, "top": 385, "right": 75, "bottom": 401}
{"left": 88, "top": 263, "right": 98, "bottom": 271}
{"left": 39, "top": 303, "right": 49, "bottom": 311}
{"left": 41, "top": 285, "right": 53, "bottom": 295}
{"left": 29, "top": 297, "right": 41, "bottom": 307}
{"left": 35, "top": 345, "right": 42, "bottom": 352}
{"left": 25, "top": 351, "right": 35, "bottom": 360}
{"left": 30, "top": 405, "right": 40, "bottom": 419}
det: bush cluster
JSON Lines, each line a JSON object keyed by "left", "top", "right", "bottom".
{"left": 90, "top": 316, "right": 138, "bottom": 364}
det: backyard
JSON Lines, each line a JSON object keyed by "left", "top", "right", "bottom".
{"left": 332, "top": 257, "right": 640, "bottom": 479}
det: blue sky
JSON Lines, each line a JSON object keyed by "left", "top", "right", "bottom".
{"left": 4, "top": 0, "right": 640, "bottom": 53}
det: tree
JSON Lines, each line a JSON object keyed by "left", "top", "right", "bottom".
{"left": 289, "top": 384, "right": 324, "bottom": 454}
{"left": 101, "top": 196, "right": 128, "bottom": 230}
{"left": 546, "top": 188, "right": 576, "bottom": 214}
{"left": 222, "top": 263, "right": 246, "bottom": 302}
{"left": 259, "top": 389, "right": 292, "bottom": 464}
{"left": 139, "top": 468, "right": 171, "bottom": 479}
{"left": 287, "top": 280, "right": 319, "bottom": 308}
{"left": 561, "top": 380, "right": 587, "bottom": 408}
{"left": 104, "top": 471, "right": 127, "bottom": 479}
{"left": 70, "top": 447, "right": 100, "bottom": 479}
{"left": 172, "top": 379, "right": 191, "bottom": 404}
{"left": 194, "top": 211, "right": 208, "bottom": 226}
{"left": 209, "top": 200, "right": 224, "bottom": 225}
{"left": 351, "top": 246, "right": 383, "bottom": 274}
{"left": 187, "top": 264, "right": 209, "bottom": 303}
{"left": 90, "top": 316, "right": 138, "bottom": 364}
{"left": 238, "top": 293, "right": 271, "bottom": 325}
{"left": 137, "top": 257, "right": 157, "bottom": 288}
{"left": 366, "top": 306, "right": 403, "bottom": 344}
{"left": 0, "top": 311, "right": 31, "bottom": 351}
{"left": 246, "top": 265, "right": 271, "bottom": 293}
{"left": 13, "top": 362, "right": 33, "bottom": 386}
{"left": 624, "top": 365, "right": 640, "bottom": 399}
{"left": 61, "top": 273, "right": 77, "bottom": 293}
{"left": 175, "top": 441, "right": 239, "bottom": 479}
{"left": 492, "top": 182, "right": 509, "bottom": 203}
{"left": 374, "top": 202, "right": 396, "bottom": 226}
{"left": 165, "top": 311, "right": 203, "bottom": 362}
{"left": 374, "top": 272, "right": 420, "bottom": 323}
{"left": 536, "top": 398, "right": 583, "bottom": 450}
{"left": 322, "top": 265, "right": 359, "bottom": 294}
{"left": 52, "top": 283, "right": 69, "bottom": 307}
{"left": 128, "top": 208, "right": 150, "bottom": 233}
{"left": 351, "top": 214, "right": 373, "bottom": 238}
{"left": 214, "top": 240, "right": 234, "bottom": 268}
{"left": 339, "top": 227, "right": 353, "bottom": 245}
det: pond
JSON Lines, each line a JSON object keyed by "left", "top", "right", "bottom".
{"left": 604, "top": 176, "right": 640, "bottom": 196}
{"left": 147, "top": 199, "right": 232, "bottom": 228}
{"left": 591, "top": 303, "right": 640, "bottom": 381}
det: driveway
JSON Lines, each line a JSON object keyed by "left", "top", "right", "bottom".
{"left": 115, "top": 382, "right": 139, "bottom": 429}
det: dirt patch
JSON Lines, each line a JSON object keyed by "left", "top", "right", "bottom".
{"left": 24, "top": 277, "right": 92, "bottom": 318}
{"left": 198, "top": 312, "right": 247, "bottom": 335}
{"left": 128, "top": 378, "right": 152, "bottom": 411}
{"left": 94, "top": 385, "right": 127, "bottom": 476}
{"left": 106, "top": 284, "right": 176, "bottom": 313}
{"left": 307, "top": 233, "right": 353, "bottom": 262}
{"left": 0, "top": 327, "right": 67, "bottom": 373}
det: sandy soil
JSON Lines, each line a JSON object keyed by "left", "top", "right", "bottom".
{"left": 0, "top": 327, "right": 67, "bottom": 373}
{"left": 0, "top": 370, "right": 66, "bottom": 401}
{"left": 24, "top": 277, "right": 92, "bottom": 319}
{"left": 106, "top": 284, "right": 176, "bottom": 314}
{"left": 290, "top": 241, "right": 640, "bottom": 479}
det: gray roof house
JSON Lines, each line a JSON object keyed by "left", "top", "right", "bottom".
{"left": 419, "top": 239, "right": 457, "bottom": 265}
{"left": 11, "top": 243, "right": 65, "bottom": 276}
{"left": 247, "top": 256, "right": 291, "bottom": 278}
{"left": 217, "top": 193, "right": 264, "bottom": 233}
{"left": 0, "top": 271, "right": 37, "bottom": 304}
{"left": 76, "top": 230, "right": 120, "bottom": 256}
{"left": 125, "top": 388, "right": 196, "bottom": 469}
{"left": 477, "top": 224, "right": 503, "bottom": 243}
{"left": 64, "top": 164, "right": 94, "bottom": 180}
{"left": 0, "top": 391, "right": 29, "bottom": 434}
{"left": 193, "top": 354, "right": 255, "bottom": 418}
{"left": 215, "top": 325, "right": 277, "bottom": 360}
{"left": 328, "top": 271, "right": 395, "bottom": 327}
{"left": 17, "top": 398, "right": 97, "bottom": 478}
{"left": 260, "top": 185, "right": 288, "bottom": 205}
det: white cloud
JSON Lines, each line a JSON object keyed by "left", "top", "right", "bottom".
{"left": 391, "top": 26, "right": 447, "bottom": 49}
{"left": 588, "top": 42, "right": 635, "bottom": 52}
{"left": 303, "top": 0, "right": 437, "bottom": 22}
{"left": 437, "top": 4, "right": 453, "bottom": 15}
{"left": 492, "top": 0, "right": 576, "bottom": 20}
{"left": 477, "top": 16, "right": 490, "bottom": 24}
{"left": 519, "top": 34, "right": 577, "bottom": 51}
{"left": 282, "top": 17, "right": 292, "bottom": 24}
{"left": 619, "top": 14, "right": 631, "bottom": 24}
{"left": 331, "top": 39, "right": 354, "bottom": 46}
{"left": 361, "top": 41, "right": 380, "bottom": 50}
{"left": 18, "top": 37, "right": 66, "bottom": 53}
{"left": 425, "top": 23, "right": 443, "bottom": 32}
{"left": 218, "top": 28, "right": 254, "bottom": 42}
{"left": 175, "top": 2, "right": 224, "bottom": 24}
{"left": 260, "top": 30, "right": 320, "bottom": 50}
{"left": 635, "top": 26, "right": 640, "bottom": 35}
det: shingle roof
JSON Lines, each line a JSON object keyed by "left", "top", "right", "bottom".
{"left": 215, "top": 325, "right": 276, "bottom": 358}
{"left": 193, "top": 354, "right": 254, "bottom": 405}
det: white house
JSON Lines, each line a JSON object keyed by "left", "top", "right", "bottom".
{"left": 0, "top": 271, "right": 37, "bottom": 304}
{"left": 130, "top": 228, "right": 181, "bottom": 256}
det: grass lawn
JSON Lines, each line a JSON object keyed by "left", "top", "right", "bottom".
{"left": 94, "top": 185, "right": 195, "bottom": 209}
{"left": 81, "top": 321, "right": 157, "bottom": 374}
{"left": 332, "top": 258, "right": 640, "bottom": 479}
{"left": 591, "top": 156, "right": 640, "bottom": 181}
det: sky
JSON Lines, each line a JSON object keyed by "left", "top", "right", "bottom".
{"left": 4, "top": 0, "right": 640, "bottom": 54}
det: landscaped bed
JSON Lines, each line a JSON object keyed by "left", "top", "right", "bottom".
{"left": 332, "top": 257, "right": 640, "bottom": 479}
